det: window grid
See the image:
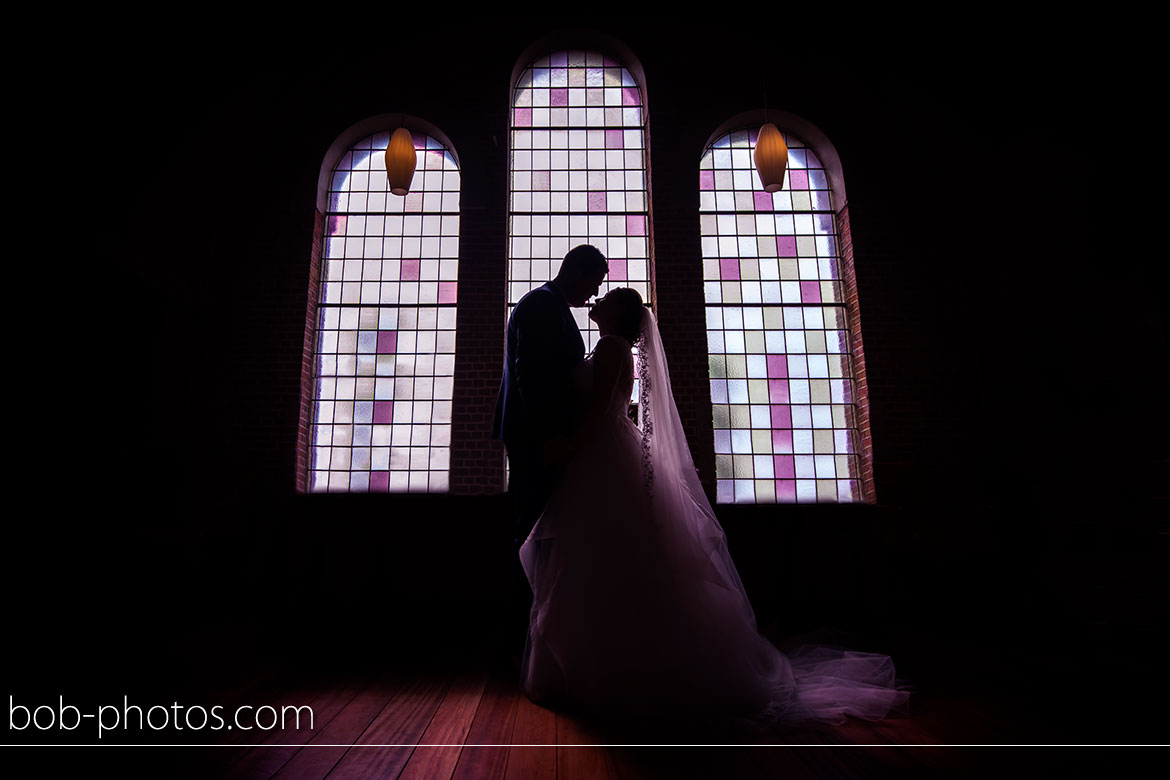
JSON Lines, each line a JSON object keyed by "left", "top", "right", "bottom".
{"left": 311, "top": 131, "right": 460, "bottom": 493}
{"left": 509, "top": 50, "right": 651, "bottom": 356}
{"left": 701, "top": 128, "right": 860, "bottom": 503}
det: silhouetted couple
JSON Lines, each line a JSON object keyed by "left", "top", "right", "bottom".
{"left": 493, "top": 245, "right": 907, "bottom": 732}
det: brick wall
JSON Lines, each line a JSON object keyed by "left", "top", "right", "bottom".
{"left": 448, "top": 173, "right": 510, "bottom": 494}
{"left": 295, "top": 209, "right": 325, "bottom": 493}
{"left": 835, "top": 204, "right": 876, "bottom": 504}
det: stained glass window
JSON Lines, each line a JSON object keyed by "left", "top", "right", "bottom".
{"left": 701, "top": 128, "right": 861, "bottom": 504}
{"left": 310, "top": 130, "right": 460, "bottom": 492}
{"left": 508, "top": 50, "right": 651, "bottom": 360}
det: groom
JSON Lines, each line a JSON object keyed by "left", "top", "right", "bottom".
{"left": 492, "top": 244, "right": 609, "bottom": 551}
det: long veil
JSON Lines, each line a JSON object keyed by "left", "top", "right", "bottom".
{"left": 635, "top": 307, "right": 910, "bottom": 728}
{"left": 636, "top": 307, "right": 758, "bottom": 621}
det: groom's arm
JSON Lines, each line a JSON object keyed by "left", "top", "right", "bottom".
{"left": 514, "top": 293, "right": 575, "bottom": 447}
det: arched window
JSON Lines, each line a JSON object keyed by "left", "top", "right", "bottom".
{"left": 307, "top": 125, "right": 460, "bottom": 493}
{"left": 700, "top": 124, "right": 867, "bottom": 504}
{"left": 508, "top": 49, "right": 651, "bottom": 356}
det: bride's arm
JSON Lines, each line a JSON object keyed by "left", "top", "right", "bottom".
{"left": 571, "top": 335, "right": 631, "bottom": 449}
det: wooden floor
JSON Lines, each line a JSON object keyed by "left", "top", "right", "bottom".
{"left": 127, "top": 661, "right": 1105, "bottom": 780}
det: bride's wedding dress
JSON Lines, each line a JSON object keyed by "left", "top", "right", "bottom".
{"left": 519, "top": 310, "right": 908, "bottom": 731}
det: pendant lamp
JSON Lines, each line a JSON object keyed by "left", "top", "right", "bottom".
{"left": 754, "top": 122, "right": 789, "bottom": 193}
{"left": 384, "top": 127, "right": 417, "bottom": 196}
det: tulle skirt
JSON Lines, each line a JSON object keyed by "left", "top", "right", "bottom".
{"left": 519, "top": 413, "right": 908, "bottom": 731}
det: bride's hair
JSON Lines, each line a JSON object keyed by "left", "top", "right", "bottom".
{"left": 609, "top": 288, "right": 644, "bottom": 344}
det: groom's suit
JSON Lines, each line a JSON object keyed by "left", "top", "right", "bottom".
{"left": 492, "top": 281, "right": 586, "bottom": 546}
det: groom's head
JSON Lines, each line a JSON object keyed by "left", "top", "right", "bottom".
{"left": 554, "top": 245, "right": 608, "bottom": 307}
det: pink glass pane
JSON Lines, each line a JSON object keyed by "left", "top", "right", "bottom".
{"left": 773, "top": 456, "right": 796, "bottom": 479}
{"left": 376, "top": 331, "right": 398, "bottom": 354}
{"left": 767, "top": 355, "right": 788, "bottom": 378}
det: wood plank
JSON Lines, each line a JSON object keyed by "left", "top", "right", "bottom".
{"left": 791, "top": 745, "right": 871, "bottom": 780}
{"left": 864, "top": 705, "right": 970, "bottom": 779}
{"left": 690, "top": 747, "right": 770, "bottom": 780}
{"left": 877, "top": 691, "right": 1000, "bottom": 744}
{"left": 324, "top": 673, "right": 450, "bottom": 779}
{"left": 450, "top": 671, "right": 521, "bottom": 780}
{"left": 188, "top": 664, "right": 293, "bottom": 739}
{"left": 605, "top": 747, "right": 716, "bottom": 780}
{"left": 819, "top": 716, "right": 936, "bottom": 779}
{"left": 397, "top": 672, "right": 489, "bottom": 780}
{"left": 768, "top": 722, "right": 850, "bottom": 746}
{"left": 204, "top": 670, "right": 344, "bottom": 778}
{"left": 139, "top": 662, "right": 305, "bottom": 780}
{"left": 864, "top": 694, "right": 975, "bottom": 776}
{"left": 556, "top": 712, "right": 614, "bottom": 780}
{"left": 269, "top": 673, "right": 405, "bottom": 780}
{"left": 944, "top": 691, "right": 1053, "bottom": 743}
{"left": 223, "top": 673, "right": 374, "bottom": 780}
{"left": 754, "top": 720, "right": 888, "bottom": 779}
{"left": 747, "top": 746, "right": 822, "bottom": 780}
{"left": 175, "top": 663, "right": 1058, "bottom": 779}
{"left": 503, "top": 690, "right": 556, "bottom": 780}
{"left": 822, "top": 744, "right": 936, "bottom": 780}
{"left": 831, "top": 717, "right": 898, "bottom": 746}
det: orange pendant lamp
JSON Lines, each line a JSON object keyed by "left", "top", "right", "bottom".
{"left": 384, "top": 127, "right": 417, "bottom": 196}
{"left": 754, "top": 122, "right": 789, "bottom": 193}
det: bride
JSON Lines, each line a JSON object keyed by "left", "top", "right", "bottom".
{"left": 518, "top": 287, "right": 909, "bottom": 732}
